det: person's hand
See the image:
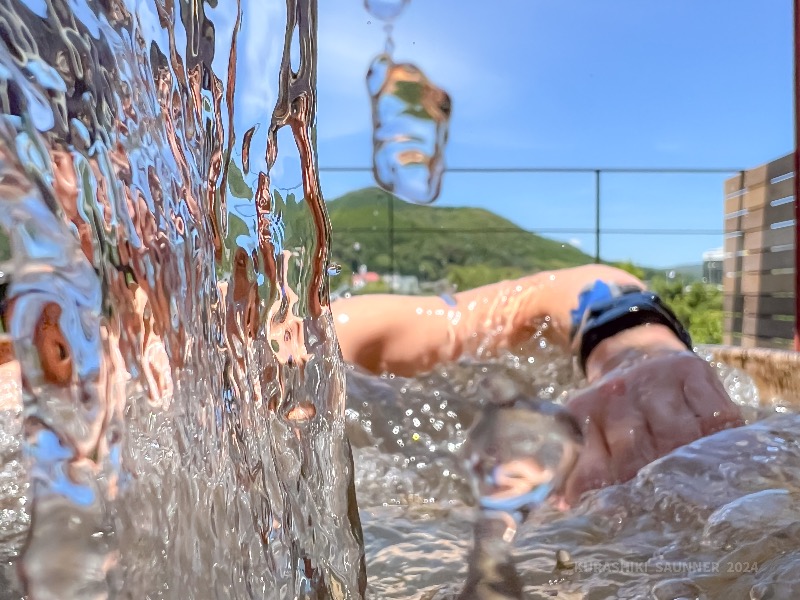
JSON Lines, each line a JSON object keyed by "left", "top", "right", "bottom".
{"left": 561, "top": 342, "right": 743, "bottom": 505}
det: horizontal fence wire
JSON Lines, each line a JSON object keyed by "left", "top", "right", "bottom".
{"left": 333, "top": 227, "right": 723, "bottom": 235}
{"left": 320, "top": 165, "right": 745, "bottom": 268}
{"left": 320, "top": 166, "right": 742, "bottom": 174}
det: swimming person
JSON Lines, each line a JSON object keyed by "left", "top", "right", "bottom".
{"left": 332, "top": 264, "right": 744, "bottom": 504}
{"left": 0, "top": 261, "right": 742, "bottom": 505}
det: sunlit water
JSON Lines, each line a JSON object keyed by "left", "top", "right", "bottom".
{"left": 0, "top": 1, "right": 798, "bottom": 599}
{"left": 365, "top": 0, "right": 451, "bottom": 205}
{"left": 1, "top": 324, "right": 797, "bottom": 598}
{"left": 343, "top": 346, "right": 800, "bottom": 599}
{"left": 367, "top": 53, "right": 451, "bottom": 206}
{"left": 0, "top": 0, "right": 365, "bottom": 597}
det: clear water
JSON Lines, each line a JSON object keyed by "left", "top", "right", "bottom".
{"left": 364, "top": 0, "right": 410, "bottom": 24}
{"left": 367, "top": 53, "right": 451, "bottom": 205}
{"left": 0, "top": 0, "right": 364, "bottom": 597}
{"left": 0, "top": 1, "right": 798, "bottom": 599}
{"left": 344, "top": 347, "right": 800, "bottom": 599}
{"left": 1, "top": 326, "right": 797, "bottom": 598}
{"left": 365, "top": 0, "right": 451, "bottom": 205}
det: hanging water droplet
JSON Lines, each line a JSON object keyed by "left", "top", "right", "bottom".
{"left": 383, "top": 30, "right": 395, "bottom": 56}
{"left": 364, "top": 0, "right": 410, "bottom": 22}
{"left": 367, "top": 53, "right": 451, "bottom": 204}
{"left": 327, "top": 263, "right": 342, "bottom": 276}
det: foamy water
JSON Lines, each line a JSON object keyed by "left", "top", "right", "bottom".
{"left": 343, "top": 348, "right": 799, "bottom": 599}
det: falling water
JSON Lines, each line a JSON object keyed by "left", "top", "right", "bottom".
{"left": 367, "top": 54, "right": 451, "bottom": 205}
{"left": 364, "top": 0, "right": 451, "bottom": 205}
{"left": 0, "top": 0, "right": 365, "bottom": 598}
{"left": 458, "top": 386, "right": 582, "bottom": 599}
{"left": 364, "top": 0, "right": 410, "bottom": 23}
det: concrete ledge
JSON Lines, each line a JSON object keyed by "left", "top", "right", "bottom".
{"left": 704, "top": 344, "right": 800, "bottom": 404}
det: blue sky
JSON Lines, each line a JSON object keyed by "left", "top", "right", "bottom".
{"left": 315, "top": 0, "right": 793, "bottom": 268}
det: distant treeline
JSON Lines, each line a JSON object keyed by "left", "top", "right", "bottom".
{"left": 327, "top": 187, "right": 721, "bottom": 343}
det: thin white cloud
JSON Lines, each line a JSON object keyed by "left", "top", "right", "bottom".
{"left": 317, "top": 1, "right": 509, "bottom": 144}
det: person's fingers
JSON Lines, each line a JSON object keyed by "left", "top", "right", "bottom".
{"left": 682, "top": 360, "right": 744, "bottom": 435}
{"left": 599, "top": 398, "right": 657, "bottom": 483}
{"left": 562, "top": 419, "right": 613, "bottom": 505}
{"left": 643, "top": 383, "right": 703, "bottom": 456}
{"left": 561, "top": 353, "right": 742, "bottom": 506}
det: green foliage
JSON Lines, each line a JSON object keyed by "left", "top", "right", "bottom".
{"left": 327, "top": 187, "right": 593, "bottom": 289}
{"left": 649, "top": 276, "right": 723, "bottom": 344}
{"left": 0, "top": 232, "right": 9, "bottom": 262}
{"left": 227, "top": 159, "right": 253, "bottom": 200}
{"left": 611, "top": 260, "right": 646, "bottom": 281}
{"left": 447, "top": 264, "right": 526, "bottom": 290}
{"left": 353, "top": 280, "right": 391, "bottom": 295}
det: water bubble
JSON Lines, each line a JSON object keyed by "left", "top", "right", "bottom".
{"left": 464, "top": 397, "right": 582, "bottom": 523}
{"left": 367, "top": 54, "right": 451, "bottom": 204}
{"left": 458, "top": 397, "right": 582, "bottom": 597}
{"left": 364, "top": 0, "right": 410, "bottom": 22}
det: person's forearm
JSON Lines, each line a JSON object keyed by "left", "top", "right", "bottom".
{"left": 334, "top": 294, "right": 457, "bottom": 375}
{"left": 334, "top": 264, "right": 649, "bottom": 376}
{"left": 525, "top": 264, "right": 645, "bottom": 343}
{"left": 452, "top": 264, "right": 646, "bottom": 352}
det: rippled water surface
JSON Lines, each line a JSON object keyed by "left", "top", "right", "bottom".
{"left": 344, "top": 348, "right": 800, "bottom": 599}
{"left": 0, "top": 1, "right": 798, "bottom": 599}
{"left": 0, "top": 0, "right": 364, "bottom": 597}
{"left": 2, "top": 325, "right": 798, "bottom": 599}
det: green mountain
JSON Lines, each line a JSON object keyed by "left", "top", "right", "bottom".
{"left": 326, "top": 187, "right": 594, "bottom": 290}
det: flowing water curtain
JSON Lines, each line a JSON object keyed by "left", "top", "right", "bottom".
{"left": 0, "top": 0, "right": 365, "bottom": 597}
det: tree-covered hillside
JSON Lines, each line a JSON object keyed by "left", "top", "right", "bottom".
{"left": 327, "top": 187, "right": 593, "bottom": 289}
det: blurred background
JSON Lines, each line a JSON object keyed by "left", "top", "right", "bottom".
{"left": 315, "top": 0, "right": 793, "bottom": 345}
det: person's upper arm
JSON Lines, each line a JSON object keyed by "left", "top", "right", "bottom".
{"left": 332, "top": 294, "right": 453, "bottom": 376}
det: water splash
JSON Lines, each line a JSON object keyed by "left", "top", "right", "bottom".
{"left": 459, "top": 385, "right": 582, "bottom": 599}
{"left": 367, "top": 53, "right": 451, "bottom": 205}
{"left": 364, "top": 0, "right": 411, "bottom": 23}
{"left": 343, "top": 351, "right": 793, "bottom": 598}
{"left": 0, "top": 0, "right": 365, "bottom": 597}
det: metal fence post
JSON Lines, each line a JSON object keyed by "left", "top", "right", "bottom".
{"left": 594, "top": 170, "right": 601, "bottom": 263}
{"left": 388, "top": 191, "right": 395, "bottom": 292}
{"left": 794, "top": 0, "right": 799, "bottom": 349}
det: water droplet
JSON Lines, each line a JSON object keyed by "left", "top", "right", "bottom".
{"left": 367, "top": 54, "right": 451, "bottom": 204}
{"left": 364, "top": 0, "right": 410, "bottom": 22}
{"left": 464, "top": 397, "right": 582, "bottom": 521}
